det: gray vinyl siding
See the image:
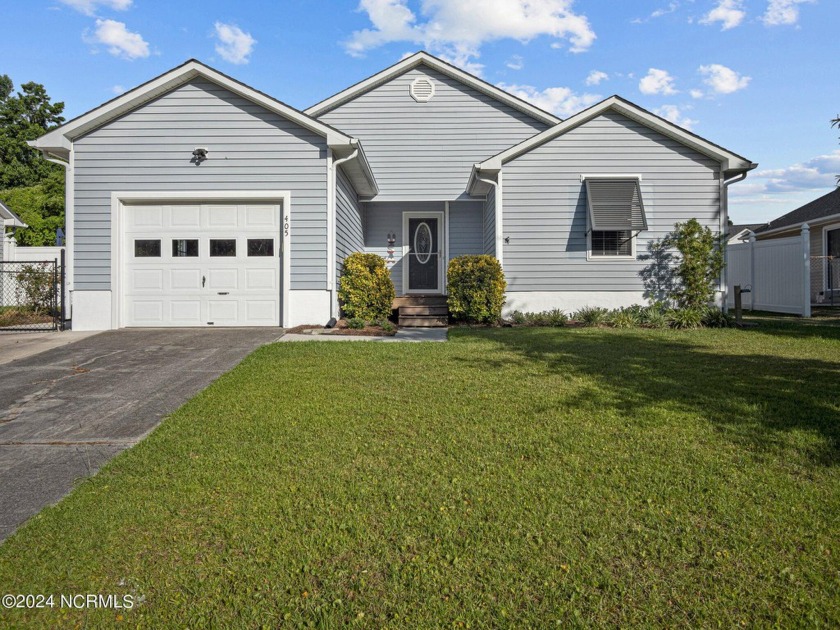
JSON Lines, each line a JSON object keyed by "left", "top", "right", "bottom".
{"left": 483, "top": 187, "right": 496, "bottom": 256}
{"left": 364, "top": 201, "right": 444, "bottom": 295}
{"left": 335, "top": 167, "right": 364, "bottom": 283}
{"left": 73, "top": 78, "right": 328, "bottom": 291}
{"left": 503, "top": 111, "right": 722, "bottom": 292}
{"left": 448, "top": 201, "right": 483, "bottom": 261}
{"left": 318, "top": 66, "right": 548, "bottom": 201}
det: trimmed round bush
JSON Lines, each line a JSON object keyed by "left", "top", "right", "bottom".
{"left": 338, "top": 252, "right": 396, "bottom": 322}
{"left": 447, "top": 255, "right": 506, "bottom": 324}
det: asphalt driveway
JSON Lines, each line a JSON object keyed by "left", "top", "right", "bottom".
{"left": 0, "top": 328, "right": 283, "bottom": 542}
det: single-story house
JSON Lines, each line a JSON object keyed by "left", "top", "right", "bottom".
{"left": 753, "top": 186, "right": 840, "bottom": 302}
{"left": 726, "top": 223, "right": 764, "bottom": 244}
{"left": 1, "top": 200, "right": 28, "bottom": 262}
{"left": 30, "top": 52, "right": 755, "bottom": 330}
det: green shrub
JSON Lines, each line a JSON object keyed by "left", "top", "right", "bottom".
{"left": 347, "top": 317, "right": 366, "bottom": 329}
{"left": 702, "top": 307, "right": 734, "bottom": 328}
{"left": 609, "top": 307, "right": 640, "bottom": 329}
{"left": 379, "top": 320, "right": 395, "bottom": 333}
{"left": 510, "top": 310, "right": 527, "bottom": 325}
{"left": 666, "top": 218, "right": 725, "bottom": 310}
{"left": 15, "top": 263, "right": 56, "bottom": 313}
{"left": 574, "top": 306, "right": 609, "bottom": 327}
{"left": 447, "top": 255, "right": 506, "bottom": 324}
{"left": 667, "top": 307, "right": 704, "bottom": 329}
{"left": 639, "top": 305, "right": 669, "bottom": 329}
{"left": 338, "top": 252, "right": 395, "bottom": 322}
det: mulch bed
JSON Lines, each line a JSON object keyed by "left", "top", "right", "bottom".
{"left": 286, "top": 320, "right": 399, "bottom": 337}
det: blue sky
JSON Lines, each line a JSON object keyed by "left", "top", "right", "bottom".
{"left": 1, "top": 0, "right": 838, "bottom": 224}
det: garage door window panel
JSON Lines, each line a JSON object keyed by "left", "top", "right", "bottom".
{"left": 135, "top": 239, "right": 161, "bottom": 257}
{"left": 210, "top": 239, "right": 237, "bottom": 257}
{"left": 172, "top": 239, "right": 199, "bottom": 257}
{"left": 247, "top": 239, "right": 274, "bottom": 257}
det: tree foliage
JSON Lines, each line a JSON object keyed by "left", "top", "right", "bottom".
{"left": 0, "top": 74, "right": 65, "bottom": 244}
{"left": 0, "top": 76, "right": 65, "bottom": 189}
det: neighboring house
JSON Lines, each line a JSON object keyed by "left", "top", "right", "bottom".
{"left": 1, "top": 200, "right": 28, "bottom": 262}
{"left": 30, "top": 52, "right": 755, "bottom": 331}
{"left": 726, "top": 223, "right": 764, "bottom": 244}
{"left": 753, "top": 187, "right": 840, "bottom": 302}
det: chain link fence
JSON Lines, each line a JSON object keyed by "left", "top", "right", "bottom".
{"left": 0, "top": 260, "right": 60, "bottom": 331}
{"left": 811, "top": 256, "right": 840, "bottom": 306}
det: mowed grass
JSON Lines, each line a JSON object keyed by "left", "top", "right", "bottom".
{"left": 1, "top": 320, "right": 839, "bottom": 627}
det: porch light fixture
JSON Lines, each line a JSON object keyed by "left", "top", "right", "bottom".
{"left": 192, "top": 147, "right": 209, "bottom": 163}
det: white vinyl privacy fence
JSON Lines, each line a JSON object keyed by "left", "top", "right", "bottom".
{"left": 726, "top": 224, "right": 811, "bottom": 317}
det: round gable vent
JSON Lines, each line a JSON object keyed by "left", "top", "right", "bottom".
{"left": 410, "top": 77, "right": 435, "bottom": 102}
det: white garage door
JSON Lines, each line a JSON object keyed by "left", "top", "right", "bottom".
{"left": 123, "top": 203, "right": 281, "bottom": 327}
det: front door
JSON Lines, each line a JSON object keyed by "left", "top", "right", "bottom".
{"left": 406, "top": 215, "right": 442, "bottom": 293}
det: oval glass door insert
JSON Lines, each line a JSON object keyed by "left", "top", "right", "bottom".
{"left": 414, "top": 222, "right": 432, "bottom": 264}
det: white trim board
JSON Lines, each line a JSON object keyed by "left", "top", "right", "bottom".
{"left": 109, "top": 190, "right": 292, "bottom": 329}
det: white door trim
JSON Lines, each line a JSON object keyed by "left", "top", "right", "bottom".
{"left": 402, "top": 210, "right": 445, "bottom": 295}
{"left": 110, "top": 190, "right": 291, "bottom": 328}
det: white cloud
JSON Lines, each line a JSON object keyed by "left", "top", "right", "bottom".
{"left": 111, "top": 84, "right": 125, "bottom": 95}
{"left": 506, "top": 55, "right": 524, "bottom": 70}
{"left": 690, "top": 88, "right": 705, "bottom": 99}
{"left": 632, "top": 1, "right": 680, "bottom": 23}
{"left": 86, "top": 18, "right": 149, "bottom": 59}
{"left": 346, "top": 0, "right": 596, "bottom": 74}
{"left": 639, "top": 68, "right": 678, "bottom": 95}
{"left": 59, "top": 0, "right": 132, "bottom": 16}
{"left": 585, "top": 70, "right": 608, "bottom": 86}
{"left": 745, "top": 151, "right": 840, "bottom": 193}
{"left": 653, "top": 104, "right": 698, "bottom": 130}
{"left": 761, "top": 0, "right": 815, "bottom": 26}
{"left": 213, "top": 22, "right": 256, "bottom": 65}
{"left": 496, "top": 82, "right": 600, "bottom": 118}
{"left": 700, "top": 0, "right": 746, "bottom": 30}
{"left": 698, "top": 63, "right": 750, "bottom": 94}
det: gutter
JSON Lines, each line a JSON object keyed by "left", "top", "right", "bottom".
{"left": 327, "top": 140, "right": 361, "bottom": 320}
{"left": 473, "top": 165, "right": 504, "bottom": 266}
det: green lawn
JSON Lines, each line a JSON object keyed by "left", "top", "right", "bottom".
{"left": 1, "top": 319, "right": 838, "bottom": 627}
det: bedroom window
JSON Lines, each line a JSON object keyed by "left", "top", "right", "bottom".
{"left": 584, "top": 177, "right": 647, "bottom": 259}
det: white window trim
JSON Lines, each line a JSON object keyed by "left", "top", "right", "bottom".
{"left": 110, "top": 190, "right": 292, "bottom": 329}
{"left": 582, "top": 173, "right": 643, "bottom": 262}
{"left": 402, "top": 210, "right": 445, "bottom": 295}
{"left": 586, "top": 229, "right": 638, "bottom": 261}
{"left": 822, "top": 221, "right": 840, "bottom": 293}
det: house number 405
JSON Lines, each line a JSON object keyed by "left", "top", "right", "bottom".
{"left": 284, "top": 215, "right": 290, "bottom": 237}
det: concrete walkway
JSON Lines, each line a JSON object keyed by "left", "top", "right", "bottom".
{"left": 279, "top": 327, "right": 448, "bottom": 342}
{"left": 0, "top": 328, "right": 282, "bottom": 542}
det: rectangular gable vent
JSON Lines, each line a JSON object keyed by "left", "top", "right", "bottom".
{"left": 410, "top": 77, "right": 435, "bottom": 102}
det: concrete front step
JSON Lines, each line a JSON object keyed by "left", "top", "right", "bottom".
{"left": 398, "top": 315, "right": 449, "bottom": 327}
{"left": 400, "top": 305, "right": 448, "bottom": 316}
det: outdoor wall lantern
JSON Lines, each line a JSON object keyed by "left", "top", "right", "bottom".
{"left": 386, "top": 232, "right": 396, "bottom": 264}
{"left": 192, "top": 147, "right": 209, "bottom": 164}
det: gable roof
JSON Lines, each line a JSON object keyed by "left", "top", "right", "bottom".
{"left": 755, "top": 187, "right": 840, "bottom": 236}
{"left": 469, "top": 95, "right": 756, "bottom": 193}
{"left": 304, "top": 51, "right": 562, "bottom": 126}
{"left": 29, "top": 59, "right": 378, "bottom": 196}
{"left": 0, "top": 200, "right": 27, "bottom": 228}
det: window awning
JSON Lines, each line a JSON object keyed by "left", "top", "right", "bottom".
{"left": 584, "top": 178, "right": 647, "bottom": 231}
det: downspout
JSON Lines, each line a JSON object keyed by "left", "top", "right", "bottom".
{"left": 328, "top": 140, "right": 360, "bottom": 319}
{"left": 39, "top": 149, "right": 73, "bottom": 325}
{"left": 720, "top": 169, "right": 750, "bottom": 312}
{"left": 474, "top": 168, "right": 503, "bottom": 266}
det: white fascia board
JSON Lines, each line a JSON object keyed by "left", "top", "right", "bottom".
{"left": 331, "top": 140, "right": 379, "bottom": 197}
{"left": 479, "top": 96, "right": 755, "bottom": 173}
{"left": 304, "top": 51, "right": 561, "bottom": 126}
{"left": 467, "top": 164, "right": 500, "bottom": 196}
{"left": 32, "top": 60, "right": 352, "bottom": 150}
